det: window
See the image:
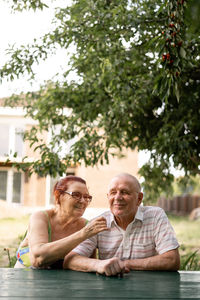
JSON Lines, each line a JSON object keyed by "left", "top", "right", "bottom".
{"left": 0, "top": 125, "right": 9, "bottom": 156}
{"left": 0, "top": 171, "right": 7, "bottom": 200}
{"left": 0, "top": 170, "right": 22, "bottom": 204}
{"left": 0, "top": 124, "right": 24, "bottom": 157}
{"left": 15, "top": 128, "right": 24, "bottom": 157}
{"left": 12, "top": 172, "right": 22, "bottom": 203}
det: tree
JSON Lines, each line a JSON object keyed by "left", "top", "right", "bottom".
{"left": 1, "top": 0, "right": 200, "bottom": 202}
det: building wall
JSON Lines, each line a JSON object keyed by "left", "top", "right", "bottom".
{"left": 22, "top": 124, "right": 48, "bottom": 206}
{"left": 0, "top": 106, "right": 139, "bottom": 209}
{"left": 0, "top": 107, "right": 48, "bottom": 207}
{"left": 23, "top": 173, "right": 46, "bottom": 206}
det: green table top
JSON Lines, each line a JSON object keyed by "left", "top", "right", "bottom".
{"left": 0, "top": 269, "right": 200, "bottom": 299}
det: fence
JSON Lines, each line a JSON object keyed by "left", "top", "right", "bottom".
{"left": 157, "top": 194, "right": 200, "bottom": 215}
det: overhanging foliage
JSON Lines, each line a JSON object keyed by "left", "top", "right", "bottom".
{"left": 1, "top": 0, "right": 200, "bottom": 201}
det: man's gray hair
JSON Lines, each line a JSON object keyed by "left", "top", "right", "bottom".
{"left": 111, "top": 173, "right": 141, "bottom": 192}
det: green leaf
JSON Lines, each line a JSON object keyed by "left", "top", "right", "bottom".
{"left": 1, "top": 0, "right": 199, "bottom": 200}
{"left": 174, "top": 82, "right": 180, "bottom": 102}
{"left": 179, "top": 47, "right": 186, "bottom": 59}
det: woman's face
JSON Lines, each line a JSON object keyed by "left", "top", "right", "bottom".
{"left": 60, "top": 181, "right": 90, "bottom": 218}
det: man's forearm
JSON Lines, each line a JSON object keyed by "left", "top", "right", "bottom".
{"left": 63, "top": 253, "right": 127, "bottom": 276}
{"left": 125, "top": 249, "right": 180, "bottom": 271}
{"left": 63, "top": 252, "right": 99, "bottom": 272}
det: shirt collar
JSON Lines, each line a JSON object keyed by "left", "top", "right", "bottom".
{"left": 135, "top": 205, "right": 143, "bottom": 222}
{"left": 109, "top": 205, "right": 143, "bottom": 228}
{"left": 107, "top": 211, "right": 115, "bottom": 228}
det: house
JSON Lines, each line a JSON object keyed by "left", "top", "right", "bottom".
{"left": 0, "top": 103, "right": 139, "bottom": 211}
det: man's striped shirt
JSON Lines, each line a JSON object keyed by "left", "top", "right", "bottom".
{"left": 74, "top": 206, "right": 179, "bottom": 260}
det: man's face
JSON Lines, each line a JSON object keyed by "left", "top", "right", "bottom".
{"left": 107, "top": 176, "right": 143, "bottom": 222}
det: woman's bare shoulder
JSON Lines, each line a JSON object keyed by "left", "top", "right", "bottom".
{"left": 29, "top": 210, "right": 50, "bottom": 222}
{"left": 27, "top": 210, "right": 50, "bottom": 237}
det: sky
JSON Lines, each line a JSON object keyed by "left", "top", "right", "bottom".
{"left": 0, "top": 0, "right": 68, "bottom": 97}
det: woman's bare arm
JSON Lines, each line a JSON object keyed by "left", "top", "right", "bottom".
{"left": 28, "top": 212, "right": 108, "bottom": 268}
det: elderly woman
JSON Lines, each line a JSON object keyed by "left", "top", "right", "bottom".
{"left": 14, "top": 175, "right": 108, "bottom": 269}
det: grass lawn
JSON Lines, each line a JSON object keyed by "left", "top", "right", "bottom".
{"left": 0, "top": 213, "right": 199, "bottom": 269}
{"left": 168, "top": 214, "right": 200, "bottom": 252}
{"left": 168, "top": 214, "right": 200, "bottom": 270}
{"left": 0, "top": 215, "right": 29, "bottom": 267}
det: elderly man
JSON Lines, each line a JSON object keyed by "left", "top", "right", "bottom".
{"left": 64, "top": 173, "right": 180, "bottom": 275}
